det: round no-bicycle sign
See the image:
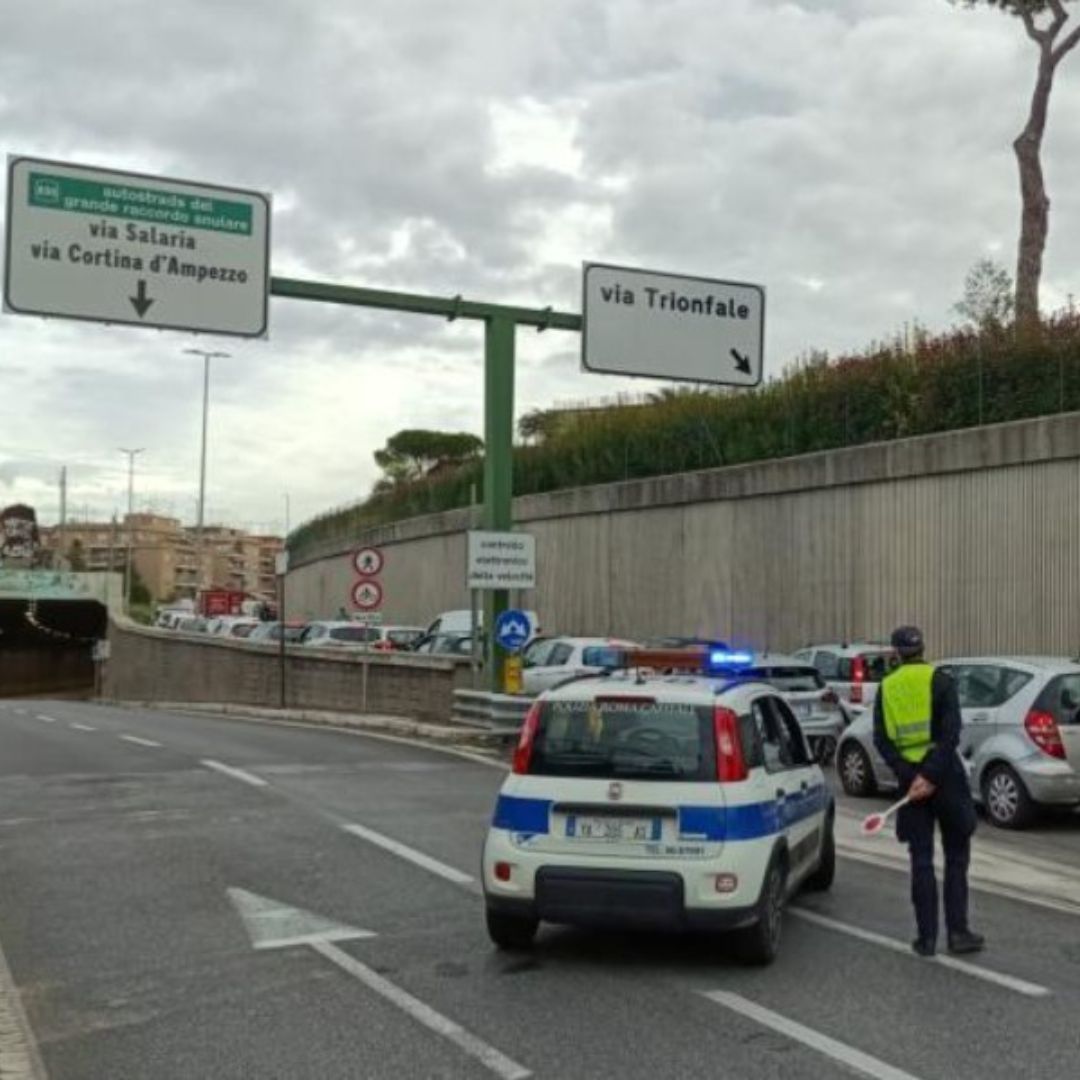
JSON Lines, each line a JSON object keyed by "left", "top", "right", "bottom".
{"left": 351, "top": 579, "right": 383, "bottom": 611}
{"left": 353, "top": 546, "right": 384, "bottom": 577}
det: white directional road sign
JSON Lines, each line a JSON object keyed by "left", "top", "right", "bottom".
{"left": 4, "top": 156, "right": 271, "bottom": 337}
{"left": 582, "top": 262, "right": 765, "bottom": 387}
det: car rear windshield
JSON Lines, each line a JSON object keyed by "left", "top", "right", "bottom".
{"left": 329, "top": 626, "right": 379, "bottom": 642}
{"left": 580, "top": 645, "right": 626, "bottom": 668}
{"left": 1035, "top": 674, "right": 1080, "bottom": 725}
{"left": 528, "top": 700, "right": 716, "bottom": 780}
{"left": 751, "top": 666, "right": 825, "bottom": 692}
{"left": 838, "top": 652, "right": 895, "bottom": 682}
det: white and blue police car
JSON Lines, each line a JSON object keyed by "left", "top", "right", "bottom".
{"left": 482, "top": 648, "right": 835, "bottom": 965}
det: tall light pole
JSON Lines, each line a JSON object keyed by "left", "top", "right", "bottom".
{"left": 118, "top": 447, "right": 145, "bottom": 614}
{"left": 183, "top": 348, "right": 230, "bottom": 596}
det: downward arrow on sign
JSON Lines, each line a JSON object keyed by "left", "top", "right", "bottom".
{"left": 129, "top": 279, "right": 155, "bottom": 318}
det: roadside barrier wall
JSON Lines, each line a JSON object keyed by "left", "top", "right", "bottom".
{"left": 286, "top": 412, "right": 1080, "bottom": 658}
{"left": 102, "top": 620, "right": 472, "bottom": 723}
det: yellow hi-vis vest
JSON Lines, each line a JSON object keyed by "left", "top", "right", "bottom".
{"left": 881, "top": 662, "right": 935, "bottom": 763}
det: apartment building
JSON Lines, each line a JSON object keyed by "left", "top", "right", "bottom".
{"left": 41, "top": 515, "right": 282, "bottom": 603}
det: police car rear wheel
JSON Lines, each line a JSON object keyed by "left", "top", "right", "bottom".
{"left": 485, "top": 907, "right": 539, "bottom": 950}
{"left": 734, "top": 860, "right": 786, "bottom": 966}
{"left": 839, "top": 743, "right": 877, "bottom": 797}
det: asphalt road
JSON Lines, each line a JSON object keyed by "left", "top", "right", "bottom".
{"left": 1, "top": 699, "right": 1079, "bottom": 1080}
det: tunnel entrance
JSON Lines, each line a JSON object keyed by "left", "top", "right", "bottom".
{"left": 0, "top": 598, "right": 108, "bottom": 698}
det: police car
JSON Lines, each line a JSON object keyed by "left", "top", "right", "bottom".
{"left": 482, "top": 648, "right": 835, "bottom": 965}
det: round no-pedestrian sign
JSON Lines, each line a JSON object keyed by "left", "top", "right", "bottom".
{"left": 353, "top": 546, "right": 384, "bottom": 577}
{"left": 351, "top": 579, "right": 383, "bottom": 611}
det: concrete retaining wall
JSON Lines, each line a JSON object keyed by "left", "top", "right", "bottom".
{"left": 286, "top": 412, "right": 1080, "bottom": 658}
{"left": 102, "top": 620, "right": 472, "bottom": 723}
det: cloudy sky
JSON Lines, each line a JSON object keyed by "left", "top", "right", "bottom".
{"left": 2, "top": 0, "right": 1078, "bottom": 534}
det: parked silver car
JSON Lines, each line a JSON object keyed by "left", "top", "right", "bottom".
{"left": 836, "top": 656, "right": 1080, "bottom": 828}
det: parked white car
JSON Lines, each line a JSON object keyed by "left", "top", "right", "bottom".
{"left": 521, "top": 637, "right": 639, "bottom": 696}
{"left": 792, "top": 642, "right": 898, "bottom": 721}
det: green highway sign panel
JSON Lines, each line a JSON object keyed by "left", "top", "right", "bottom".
{"left": 582, "top": 262, "right": 765, "bottom": 387}
{"left": 4, "top": 156, "right": 271, "bottom": 337}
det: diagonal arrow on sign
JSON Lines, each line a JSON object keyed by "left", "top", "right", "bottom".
{"left": 129, "top": 279, "right": 155, "bottom": 318}
{"left": 227, "top": 888, "right": 530, "bottom": 1079}
{"left": 730, "top": 348, "right": 752, "bottom": 375}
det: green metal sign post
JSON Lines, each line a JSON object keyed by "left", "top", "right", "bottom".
{"left": 269, "top": 276, "right": 581, "bottom": 691}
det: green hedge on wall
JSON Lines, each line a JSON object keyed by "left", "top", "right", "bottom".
{"left": 288, "top": 314, "right": 1080, "bottom": 561}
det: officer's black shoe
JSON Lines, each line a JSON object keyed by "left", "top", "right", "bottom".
{"left": 911, "top": 938, "right": 937, "bottom": 958}
{"left": 947, "top": 931, "right": 985, "bottom": 955}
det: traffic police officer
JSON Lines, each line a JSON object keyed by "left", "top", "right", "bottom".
{"left": 873, "top": 626, "right": 985, "bottom": 957}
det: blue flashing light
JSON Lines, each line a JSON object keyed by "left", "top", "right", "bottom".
{"left": 706, "top": 648, "right": 754, "bottom": 672}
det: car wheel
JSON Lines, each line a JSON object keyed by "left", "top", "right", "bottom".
{"left": 838, "top": 742, "right": 877, "bottom": 798}
{"left": 813, "top": 736, "right": 838, "bottom": 767}
{"left": 734, "top": 858, "right": 786, "bottom": 966}
{"left": 485, "top": 906, "right": 539, "bottom": 950}
{"left": 803, "top": 815, "right": 835, "bottom": 893}
{"left": 981, "top": 764, "right": 1036, "bottom": 830}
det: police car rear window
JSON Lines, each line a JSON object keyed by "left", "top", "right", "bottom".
{"left": 528, "top": 700, "right": 716, "bottom": 780}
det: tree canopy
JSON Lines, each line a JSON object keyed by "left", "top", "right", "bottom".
{"left": 373, "top": 429, "right": 483, "bottom": 489}
{"left": 954, "top": 259, "right": 1015, "bottom": 328}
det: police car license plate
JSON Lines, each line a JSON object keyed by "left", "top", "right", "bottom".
{"left": 566, "top": 816, "right": 661, "bottom": 842}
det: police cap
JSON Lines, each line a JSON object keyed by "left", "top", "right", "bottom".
{"left": 890, "top": 625, "right": 925, "bottom": 658}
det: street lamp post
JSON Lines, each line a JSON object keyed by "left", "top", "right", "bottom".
{"left": 118, "top": 447, "right": 145, "bottom": 614}
{"left": 183, "top": 349, "right": 230, "bottom": 596}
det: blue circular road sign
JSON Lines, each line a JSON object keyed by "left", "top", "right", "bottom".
{"left": 494, "top": 609, "right": 532, "bottom": 652}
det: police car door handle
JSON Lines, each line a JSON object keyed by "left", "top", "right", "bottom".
{"left": 776, "top": 789, "right": 787, "bottom": 799}
{"left": 969, "top": 713, "right": 990, "bottom": 724}
{"left": 800, "top": 780, "right": 809, "bottom": 792}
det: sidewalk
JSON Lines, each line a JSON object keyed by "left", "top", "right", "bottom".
{"left": 834, "top": 805, "right": 1080, "bottom": 918}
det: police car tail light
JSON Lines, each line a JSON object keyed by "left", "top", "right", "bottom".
{"left": 850, "top": 656, "right": 866, "bottom": 703}
{"left": 1024, "top": 709, "right": 1066, "bottom": 759}
{"left": 512, "top": 701, "right": 542, "bottom": 774}
{"left": 713, "top": 707, "right": 748, "bottom": 782}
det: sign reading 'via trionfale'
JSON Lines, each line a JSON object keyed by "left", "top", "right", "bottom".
{"left": 467, "top": 531, "right": 536, "bottom": 590}
{"left": 582, "top": 262, "right": 765, "bottom": 387}
{"left": 3, "top": 156, "right": 271, "bottom": 337}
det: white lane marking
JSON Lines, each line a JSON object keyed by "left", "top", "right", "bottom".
{"left": 69, "top": 723, "right": 96, "bottom": 732}
{"left": 35, "top": 715, "right": 57, "bottom": 724}
{"left": 791, "top": 907, "right": 1050, "bottom": 998}
{"left": 0, "top": 924, "right": 49, "bottom": 1079}
{"left": 341, "top": 823, "right": 475, "bottom": 887}
{"left": 120, "top": 735, "right": 162, "bottom": 748}
{"left": 311, "top": 940, "right": 530, "bottom": 1079}
{"left": 200, "top": 759, "right": 268, "bottom": 788}
{"left": 704, "top": 991, "right": 924, "bottom": 1080}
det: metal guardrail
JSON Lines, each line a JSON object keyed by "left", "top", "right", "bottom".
{"left": 451, "top": 689, "right": 532, "bottom": 736}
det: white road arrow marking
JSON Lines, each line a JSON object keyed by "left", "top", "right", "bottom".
{"left": 227, "top": 887, "right": 375, "bottom": 950}
{"left": 227, "top": 889, "right": 529, "bottom": 1079}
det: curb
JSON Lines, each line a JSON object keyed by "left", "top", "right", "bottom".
{"left": 98, "top": 699, "right": 516, "bottom": 755}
